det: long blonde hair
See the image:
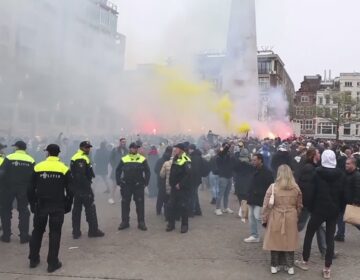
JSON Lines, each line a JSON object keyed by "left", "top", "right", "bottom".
{"left": 275, "top": 164, "right": 298, "bottom": 190}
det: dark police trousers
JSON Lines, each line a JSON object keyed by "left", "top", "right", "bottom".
{"left": 0, "top": 188, "right": 30, "bottom": 238}
{"left": 72, "top": 192, "right": 99, "bottom": 234}
{"left": 167, "top": 189, "right": 189, "bottom": 227}
{"left": 121, "top": 184, "right": 145, "bottom": 223}
{"left": 29, "top": 205, "right": 64, "bottom": 265}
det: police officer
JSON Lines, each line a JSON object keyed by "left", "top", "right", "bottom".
{"left": 0, "top": 140, "right": 34, "bottom": 243}
{"left": 28, "top": 144, "right": 73, "bottom": 273}
{"left": 71, "top": 141, "right": 104, "bottom": 239}
{"left": 166, "top": 143, "right": 192, "bottom": 234}
{"left": 0, "top": 143, "right": 7, "bottom": 231}
{"left": 116, "top": 142, "right": 150, "bottom": 231}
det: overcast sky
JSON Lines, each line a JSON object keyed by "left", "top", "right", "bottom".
{"left": 113, "top": 0, "right": 360, "bottom": 89}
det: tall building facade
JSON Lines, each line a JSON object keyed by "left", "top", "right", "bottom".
{"left": 0, "top": 0, "right": 126, "bottom": 136}
{"left": 315, "top": 73, "right": 360, "bottom": 140}
{"left": 196, "top": 50, "right": 295, "bottom": 121}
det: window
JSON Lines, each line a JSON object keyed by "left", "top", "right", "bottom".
{"left": 318, "top": 97, "right": 323, "bottom": 105}
{"left": 301, "top": 96, "right": 309, "bottom": 102}
{"left": 356, "top": 124, "right": 360, "bottom": 135}
{"left": 304, "top": 120, "right": 313, "bottom": 130}
{"left": 296, "top": 107, "right": 304, "bottom": 116}
{"left": 258, "top": 61, "right": 272, "bottom": 74}
{"left": 343, "top": 124, "right": 351, "bottom": 135}
{"left": 325, "top": 108, "right": 331, "bottom": 118}
{"left": 345, "top": 82, "right": 353, "bottom": 87}
{"left": 357, "top": 82, "right": 360, "bottom": 87}
{"left": 317, "top": 122, "right": 336, "bottom": 135}
{"left": 325, "top": 95, "right": 330, "bottom": 104}
{"left": 357, "top": 92, "right": 360, "bottom": 103}
{"left": 259, "top": 77, "right": 270, "bottom": 90}
{"left": 305, "top": 107, "right": 313, "bottom": 117}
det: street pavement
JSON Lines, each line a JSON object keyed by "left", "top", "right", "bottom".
{"left": 0, "top": 183, "right": 359, "bottom": 280}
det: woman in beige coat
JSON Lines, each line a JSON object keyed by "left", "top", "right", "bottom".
{"left": 160, "top": 156, "right": 173, "bottom": 220}
{"left": 262, "top": 164, "right": 303, "bottom": 275}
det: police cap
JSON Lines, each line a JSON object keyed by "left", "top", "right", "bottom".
{"left": 79, "top": 141, "right": 93, "bottom": 148}
{"left": 44, "top": 144, "right": 61, "bottom": 155}
{"left": 12, "top": 140, "right": 27, "bottom": 150}
{"left": 129, "top": 142, "right": 140, "bottom": 149}
{"left": 174, "top": 143, "right": 186, "bottom": 151}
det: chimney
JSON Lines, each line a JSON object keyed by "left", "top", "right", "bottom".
{"left": 324, "top": 70, "right": 327, "bottom": 82}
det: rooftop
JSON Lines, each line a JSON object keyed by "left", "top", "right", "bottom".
{"left": 98, "top": 0, "right": 118, "bottom": 14}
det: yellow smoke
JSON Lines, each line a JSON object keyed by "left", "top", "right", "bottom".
{"left": 155, "top": 66, "right": 252, "bottom": 134}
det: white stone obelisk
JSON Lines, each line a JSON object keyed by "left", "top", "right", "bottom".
{"left": 222, "top": 0, "right": 259, "bottom": 121}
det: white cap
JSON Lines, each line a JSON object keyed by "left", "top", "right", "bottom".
{"left": 321, "top": 150, "right": 337, "bottom": 168}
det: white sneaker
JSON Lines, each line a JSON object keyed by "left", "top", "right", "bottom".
{"left": 215, "top": 209, "right": 223, "bottom": 216}
{"left": 287, "top": 267, "right": 295, "bottom": 275}
{"left": 108, "top": 198, "right": 115, "bottom": 205}
{"left": 271, "top": 266, "right": 280, "bottom": 274}
{"left": 244, "top": 236, "right": 260, "bottom": 243}
{"left": 223, "top": 208, "right": 234, "bottom": 214}
{"left": 241, "top": 218, "right": 247, "bottom": 223}
{"left": 238, "top": 207, "right": 242, "bottom": 218}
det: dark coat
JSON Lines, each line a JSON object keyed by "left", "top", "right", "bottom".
{"left": 189, "top": 149, "right": 203, "bottom": 186}
{"left": 310, "top": 167, "right": 346, "bottom": 219}
{"left": 216, "top": 150, "right": 233, "bottom": 179}
{"left": 345, "top": 170, "right": 360, "bottom": 205}
{"left": 271, "top": 151, "right": 291, "bottom": 175}
{"left": 209, "top": 156, "right": 219, "bottom": 175}
{"left": 247, "top": 165, "right": 274, "bottom": 207}
{"left": 233, "top": 159, "right": 255, "bottom": 199}
{"left": 295, "top": 161, "right": 316, "bottom": 209}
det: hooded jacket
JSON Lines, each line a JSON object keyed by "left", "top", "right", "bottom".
{"left": 310, "top": 167, "right": 346, "bottom": 218}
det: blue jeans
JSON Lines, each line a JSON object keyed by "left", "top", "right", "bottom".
{"left": 248, "top": 205, "right": 262, "bottom": 238}
{"left": 335, "top": 212, "right": 346, "bottom": 239}
{"left": 216, "top": 177, "right": 232, "bottom": 209}
{"left": 209, "top": 172, "right": 219, "bottom": 200}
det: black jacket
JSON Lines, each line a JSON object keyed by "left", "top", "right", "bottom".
{"left": 1, "top": 150, "right": 35, "bottom": 192}
{"left": 295, "top": 161, "right": 317, "bottom": 209}
{"left": 247, "top": 165, "right": 274, "bottom": 207}
{"left": 216, "top": 150, "right": 233, "bottom": 179}
{"left": 116, "top": 153, "right": 150, "bottom": 187}
{"left": 209, "top": 156, "right": 219, "bottom": 175}
{"left": 310, "top": 167, "right": 346, "bottom": 218}
{"left": 94, "top": 147, "right": 110, "bottom": 176}
{"left": 345, "top": 170, "right": 360, "bottom": 205}
{"left": 70, "top": 150, "right": 95, "bottom": 194}
{"left": 271, "top": 151, "right": 291, "bottom": 175}
{"left": 28, "top": 156, "right": 73, "bottom": 210}
{"left": 189, "top": 149, "right": 203, "bottom": 186}
{"left": 169, "top": 153, "right": 192, "bottom": 191}
{"left": 233, "top": 159, "right": 255, "bottom": 199}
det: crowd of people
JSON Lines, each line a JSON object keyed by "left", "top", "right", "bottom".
{"left": 0, "top": 131, "right": 359, "bottom": 278}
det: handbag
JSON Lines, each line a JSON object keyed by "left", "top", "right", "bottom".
{"left": 343, "top": 204, "right": 360, "bottom": 225}
{"left": 269, "top": 183, "right": 275, "bottom": 208}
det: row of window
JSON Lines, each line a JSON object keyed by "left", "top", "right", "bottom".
{"left": 295, "top": 107, "right": 315, "bottom": 116}
{"left": 344, "top": 81, "right": 360, "bottom": 87}
{"left": 294, "top": 119, "right": 360, "bottom": 136}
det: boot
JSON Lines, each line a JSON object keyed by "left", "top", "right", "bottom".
{"left": 138, "top": 222, "right": 147, "bottom": 231}
{"left": 180, "top": 224, "right": 188, "bottom": 234}
{"left": 88, "top": 229, "right": 105, "bottom": 238}
{"left": 47, "top": 261, "right": 62, "bottom": 273}
{"left": 29, "top": 259, "right": 40, "bottom": 268}
{"left": 166, "top": 223, "right": 175, "bottom": 232}
{"left": 118, "top": 222, "right": 130, "bottom": 230}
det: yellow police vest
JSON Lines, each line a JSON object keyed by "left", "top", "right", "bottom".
{"left": 6, "top": 150, "right": 35, "bottom": 164}
{"left": 122, "top": 153, "right": 146, "bottom": 164}
{"left": 0, "top": 155, "right": 4, "bottom": 166}
{"left": 174, "top": 153, "right": 191, "bottom": 166}
{"left": 71, "top": 150, "right": 90, "bottom": 164}
{"left": 34, "top": 156, "right": 69, "bottom": 175}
